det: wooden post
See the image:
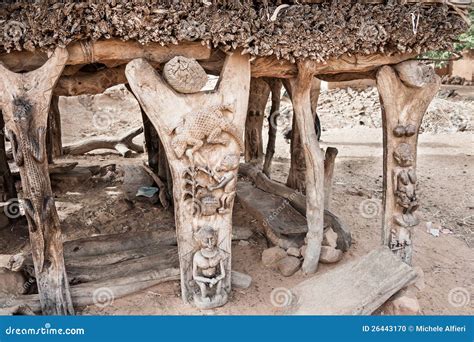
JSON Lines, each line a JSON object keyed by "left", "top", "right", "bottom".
{"left": 285, "top": 78, "right": 321, "bottom": 193}
{"left": 47, "top": 95, "right": 63, "bottom": 160}
{"left": 126, "top": 52, "right": 250, "bottom": 308}
{"left": 376, "top": 61, "right": 440, "bottom": 264}
{"left": 244, "top": 78, "right": 270, "bottom": 165}
{"left": 263, "top": 79, "right": 282, "bottom": 178}
{"left": 0, "top": 48, "right": 74, "bottom": 314}
{"left": 291, "top": 62, "right": 325, "bottom": 275}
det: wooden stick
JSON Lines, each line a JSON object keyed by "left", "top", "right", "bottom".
{"left": 263, "top": 79, "right": 282, "bottom": 178}
{"left": 62, "top": 126, "right": 144, "bottom": 157}
{"left": 142, "top": 163, "right": 170, "bottom": 210}
{"left": 323, "top": 147, "right": 338, "bottom": 210}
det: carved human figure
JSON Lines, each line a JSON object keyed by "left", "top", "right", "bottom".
{"left": 393, "top": 143, "right": 419, "bottom": 227}
{"left": 192, "top": 226, "right": 228, "bottom": 308}
{"left": 205, "top": 154, "right": 240, "bottom": 214}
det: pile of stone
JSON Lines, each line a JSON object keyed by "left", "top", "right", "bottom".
{"left": 261, "top": 227, "right": 344, "bottom": 277}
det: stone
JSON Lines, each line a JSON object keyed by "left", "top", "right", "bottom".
{"left": 238, "top": 240, "right": 250, "bottom": 247}
{"left": 300, "top": 245, "right": 307, "bottom": 258}
{"left": 231, "top": 271, "right": 252, "bottom": 289}
{"left": 385, "top": 294, "right": 421, "bottom": 315}
{"left": 319, "top": 246, "right": 343, "bottom": 264}
{"left": 277, "top": 256, "right": 301, "bottom": 277}
{"left": 261, "top": 246, "right": 287, "bottom": 267}
{"left": 163, "top": 56, "right": 208, "bottom": 94}
{"left": 322, "top": 227, "right": 338, "bottom": 248}
{"left": 232, "top": 226, "right": 254, "bottom": 241}
{"left": 0, "top": 268, "right": 28, "bottom": 296}
{"left": 287, "top": 247, "right": 301, "bottom": 258}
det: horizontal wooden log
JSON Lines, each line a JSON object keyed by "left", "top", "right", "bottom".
{"left": 0, "top": 40, "right": 211, "bottom": 73}
{"left": 62, "top": 126, "right": 144, "bottom": 157}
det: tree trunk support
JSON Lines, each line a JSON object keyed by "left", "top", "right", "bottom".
{"left": 376, "top": 61, "right": 440, "bottom": 264}
{"left": 291, "top": 62, "right": 325, "bottom": 275}
{"left": 244, "top": 78, "right": 270, "bottom": 165}
{"left": 0, "top": 113, "right": 17, "bottom": 214}
{"left": 284, "top": 78, "right": 321, "bottom": 193}
{"left": 0, "top": 48, "right": 74, "bottom": 314}
{"left": 126, "top": 52, "right": 251, "bottom": 308}
{"left": 46, "top": 95, "right": 62, "bottom": 164}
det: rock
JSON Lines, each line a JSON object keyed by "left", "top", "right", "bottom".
{"left": 300, "top": 245, "right": 307, "bottom": 258}
{"left": 50, "top": 167, "right": 92, "bottom": 190}
{"left": 163, "top": 56, "right": 208, "bottom": 94}
{"left": 384, "top": 293, "right": 421, "bottom": 315}
{"left": 238, "top": 240, "right": 250, "bottom": 247}
{"left": 322, "top": 228, "right": 338, "bottom": 248}
{"left": 231, "top": 270, "right": 252, "bottom": 289}
{"left": 0, "top": 268, "right": 27, "bottom": 296}
{"left": 277, "top": 256, "right": 301, "bottom": 277}
{"left": 261, "top": 246, "right": 287, "bottom": 267}
{"left": 232, "top": 226, "right": 254, "bottom": 241}
{"left": 319, "top": 246, "right": 343, "bottom": 264}
{"left": 287, "top": 247, "right": 301, "bottom": 258}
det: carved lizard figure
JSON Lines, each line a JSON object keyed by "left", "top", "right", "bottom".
{"left": 8, "top": 98, "right": 55, "bottom": 271}
{"left": 170, "top": 105, "right": 244, "bottom": 164}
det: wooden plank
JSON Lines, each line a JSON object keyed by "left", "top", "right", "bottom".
{"left": 286, "top": 246, "right": 417, "bottom": 315}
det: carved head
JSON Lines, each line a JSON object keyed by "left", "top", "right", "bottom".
{"left": 393, "top": 143, "right": 414, "bottom": 167}
{"left": 12, "top": 98, "right": 33, "bottom": 129}
{"left": 216, "top": 154, "right": 239, "bottom": 172}
{"left": 195, "top": 226, "right": 218, "bottom": 251}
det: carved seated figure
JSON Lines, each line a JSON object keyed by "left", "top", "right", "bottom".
{"left": 393, "top": 143, "right": 419, "bottom": 227}
{"left": 192, "top": 226, "right": 228, "bottom": 309}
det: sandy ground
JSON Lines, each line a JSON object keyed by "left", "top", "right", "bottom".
{"left": 1, "top": 86, "right": 472, "bottom": 315}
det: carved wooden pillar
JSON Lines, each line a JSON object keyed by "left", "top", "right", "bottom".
{"left": 244, "top": 77, "right": 270, "bottom": 165}
{"left": 263, "top": 78, "right": 282, "bottom": 178}
{"left": 0, "top": 48, "right": 74, "bottom": 314}
{"left": 126, "top": 52, "right": 250, "bottom": 308}
{"left": 376, "top": 61, "right": 440, "bottom": 264}
{"left": 285, "top": 78, "right": 321, "bottom": 193}
{"left": 291, "top": 62, "right": 325, "bottom": 275}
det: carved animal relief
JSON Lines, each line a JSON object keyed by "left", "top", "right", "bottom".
{"left": 126, "top": 52, "right": 250, "bottom": 308}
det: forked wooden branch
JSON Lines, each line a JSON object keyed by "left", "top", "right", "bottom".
{"left": 62, "top": 126, "right": 144, "bottom": 157}
{"left": 126, "top": 52, "right": 251, "bottom": 309}
{"left": 0, "top": 48, "right": 74, "bottom": 315}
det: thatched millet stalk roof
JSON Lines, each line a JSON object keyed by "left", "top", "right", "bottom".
{"left": 0, "top": 1, "right": 468, "bottom": 62}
